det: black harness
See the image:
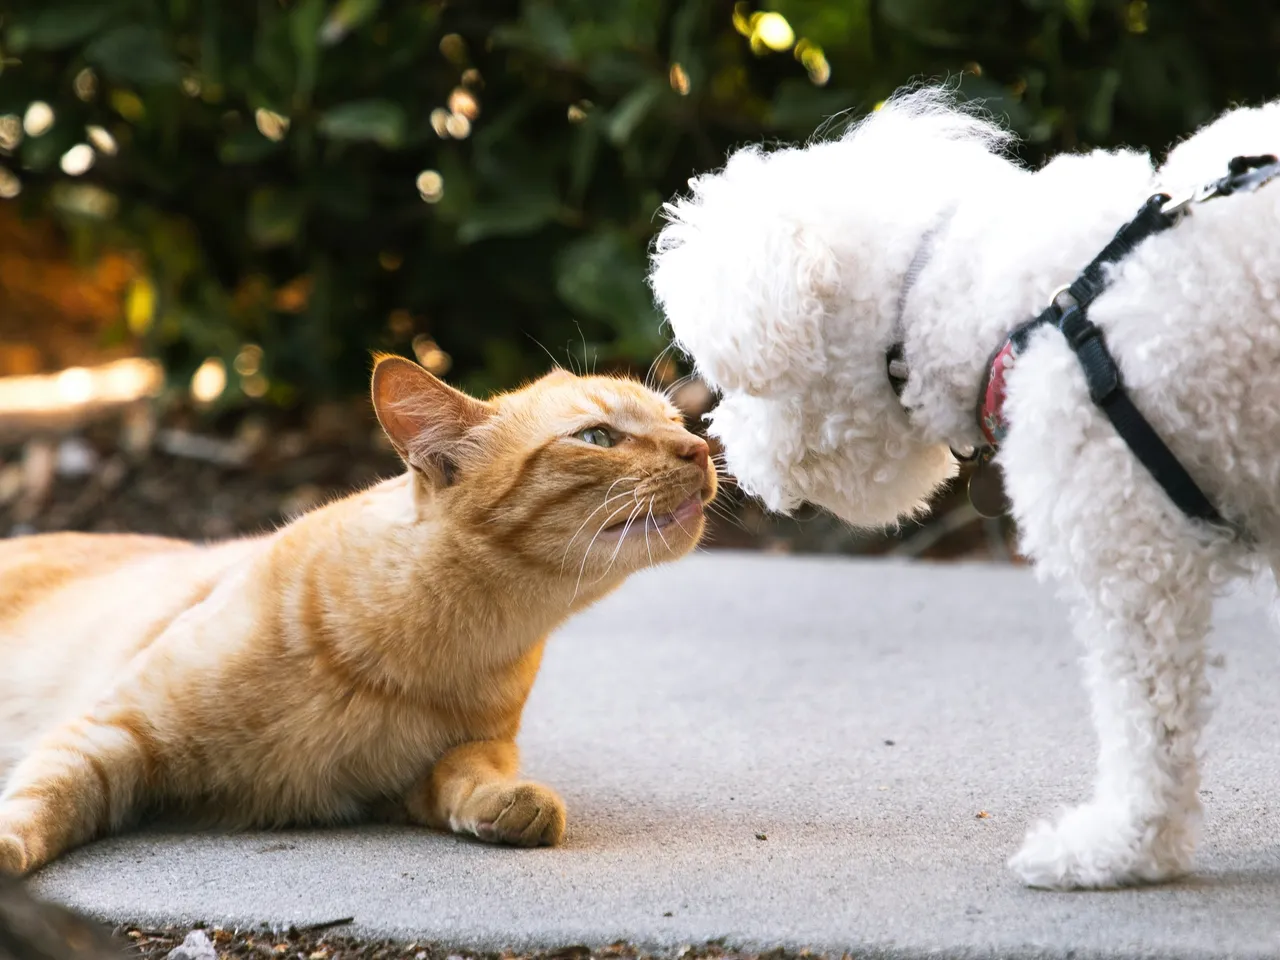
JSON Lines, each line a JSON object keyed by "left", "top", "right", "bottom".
{"left": 890, "top": 153, "right": 1280, "bottom": 529}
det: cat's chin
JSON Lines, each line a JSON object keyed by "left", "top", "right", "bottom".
{"left": 601, "top": 494, "right": 704, "bottom": 540}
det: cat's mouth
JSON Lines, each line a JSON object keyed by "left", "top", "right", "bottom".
{"left": 602, "top": 494, "right": 703, "bottom": 537}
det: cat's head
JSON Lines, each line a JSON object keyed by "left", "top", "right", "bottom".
{"left": 371, "top": 355, "right": 716, "bottom": 586}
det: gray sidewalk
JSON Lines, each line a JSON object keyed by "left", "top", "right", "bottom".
{"left": 29, "top": 554, "right": 1280, "bottom": 958}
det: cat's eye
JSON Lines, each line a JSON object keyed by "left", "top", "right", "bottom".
{"left": 575, "top": 426, "right": 615, "bottom": 448}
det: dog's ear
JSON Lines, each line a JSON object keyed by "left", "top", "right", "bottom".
{"left": 649, "top": 148, "right": 836, "bottom": 398}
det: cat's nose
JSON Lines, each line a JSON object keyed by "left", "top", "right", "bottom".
{"left": 676, "top": 436, "right": 710, "bottom": 473}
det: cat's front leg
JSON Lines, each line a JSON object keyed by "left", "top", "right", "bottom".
{"left": 404, "top": 739, "right": 566, "bottom": 847}
{"left": 0, "top": 709, "right": 156, "bottom": 876}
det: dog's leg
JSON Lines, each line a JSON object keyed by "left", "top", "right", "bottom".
{"left": 1007, "top": 517, "right": 1217, "bottom": 890}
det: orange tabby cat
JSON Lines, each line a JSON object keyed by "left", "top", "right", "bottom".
{"left": 0, "top": 356, "right": 714, "bottom": 875}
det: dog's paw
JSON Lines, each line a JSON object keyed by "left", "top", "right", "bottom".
{"left": 463, "top": 782, "right": 566, "bottom": 848}
{"left": 1009, "top": 802, "right": 1193, "bottom": 890}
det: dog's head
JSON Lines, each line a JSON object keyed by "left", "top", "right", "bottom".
{"left": 649, "top": 87, "right": 1011, "bottom": 527}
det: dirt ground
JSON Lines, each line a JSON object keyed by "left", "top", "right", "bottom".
{"left": 121, "top": 925, "right": 825, "bottom": 960}
{"left": 0, "top": 878, "right": 830, "bottom": 960}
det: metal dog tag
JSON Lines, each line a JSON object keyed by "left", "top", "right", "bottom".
{"left": 967, "top": 460, "right": 1009, "bottom": 519}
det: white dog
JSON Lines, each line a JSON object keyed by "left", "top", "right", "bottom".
{"left": 649, "top": 86, "right": 1280, "bottom": 890}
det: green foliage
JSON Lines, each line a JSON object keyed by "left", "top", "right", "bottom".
{"left": 1, "top": 0, "right": 1278, "bottom": 403}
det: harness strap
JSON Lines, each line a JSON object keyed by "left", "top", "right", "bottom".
{"left": 987, "top": 155, "right": 1280, "bottom": 529}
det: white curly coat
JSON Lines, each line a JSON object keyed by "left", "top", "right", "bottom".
{"left": 649, "top": 88, "right": 1280, "bottom": 890}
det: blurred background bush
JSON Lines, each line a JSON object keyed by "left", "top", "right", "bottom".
{"left": 5, "top": 0, "right": 1280, "bottom": 400}
{"left": 0, "top": 0, "right": 1277, "bottom": 551}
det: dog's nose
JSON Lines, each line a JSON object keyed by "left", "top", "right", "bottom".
{"left": 677, "top": 436, "right": 710, "bottom": 473}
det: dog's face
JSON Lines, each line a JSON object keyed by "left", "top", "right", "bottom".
{"left": 648, "top": 92, "right": 1005, "bottom": 526}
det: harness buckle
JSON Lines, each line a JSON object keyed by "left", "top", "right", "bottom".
{"left": 1047, "top": 284, "right": 1075, "bottom": 311}
{"left": 1159, "top": 191, "right": 1193, "bottom": 219}
{"left": 1158, "top": 182, "right": 1216, "bottom": 219}
{"left": 1158, "top": 170, "right": 1241, "bottom": 219}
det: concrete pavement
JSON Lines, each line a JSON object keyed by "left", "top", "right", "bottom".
{"left": 29, "top": 553, "right": 1280, "bottom": 958}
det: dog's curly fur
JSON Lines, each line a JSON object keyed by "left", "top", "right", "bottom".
{"left": 649, "top": 86, "right": 1280, "bottom": 890}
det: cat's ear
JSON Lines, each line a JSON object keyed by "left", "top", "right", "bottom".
{"left": 371, "top": 355, "right": 494, "bottom": 486}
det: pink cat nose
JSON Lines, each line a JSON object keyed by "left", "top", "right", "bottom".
{"left": 678, "top": 437, "right": 710, "bottom": 473}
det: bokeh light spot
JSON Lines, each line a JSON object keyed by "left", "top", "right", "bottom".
{"left": 233, "top": 344, "right": 263, "bottom": 378}
{"left": 60, "top": 144, "right": 95, "bottom": 176}
{"left": 439, "top": 33, "right": 467, "bottom": 63}
{"left": 191, "top": 358, "right": 227, "bottom": 404}
{"left": 388, "top": 309, "right": 414, "bottom": 338}
{"left": 416, "top": 170, "right": 444, "bottom": 203}
{"left": 0, "top": 115, "right": 22, "bottom": 153}
{"left": 795, "top": 41, "right": 831, "bottom": 86}
{"left": 242, "top": 374, "right": 269, "bottom": 398}
{"left": 669, "top": 63, "right": 691, "bottom": 95}
{"left": 255, "top": 109, "right": 290, "bottom": 142}
{"left": 125, "top": 278, "right": 156, "bottom": 335}
{"left": 448, "top": 87, "right": 480, "bottom": 120}
{"left": 444, "top": 113, "right": 471, "bottom": 138}
{"left": 1126, "top": 0, "right": 1149, "bottom": 32}
{"left": 412, "top": 336, "right": 452, "bottom": 376}
{"left": 55, "top": 367, "right": 94, "bottom": 405}
{"left": 430, "top": 108, "right": 450, "bottom": 138}
{"left": 74, "top": 69, "right": 98, "bottom": 102}
{"left": 23, "top": 102, "right": 55, "bottom": 137}
{"left": 110, "top": 90, "right": 146, "bottom": 121}
{"left": 86, "top": 125, "right": 118, "bottom": 155}
{"left": 753, "top": 12, "right": 795, "bottom": 52}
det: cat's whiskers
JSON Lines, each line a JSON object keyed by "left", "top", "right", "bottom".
{"left": 648, "top": 494, "right": 674, "bottom": 553}
{"left": 523, "top": 332, "right": 566, "bottom": 375}
{"left": 598, "top": 501, "right": 647, "bottom": 583}
{"left": 571, "top": 499, "right": 640, "bottom": 601}
{"left": 708, "top": 458, "right": 736, "bottom": 487}
{"left": 669, "top": 483, "right": 715, "bottom": 541}
{"left": 571, "top": 320, "right": 595, "bottom": 377}
{"left": 559, "top": 478, "right": 641, "bottom": 572}
{"left": 660, "top": 373, "right": 697, "bottom": 403}
{"left": 642, "top": 496, "right": 656, "bottom": 565}
{"left": 705, "top": 497, "right": 748, "bottom": 533}
{"left": 644, "top": 342, "right": 676, "bottom": 391}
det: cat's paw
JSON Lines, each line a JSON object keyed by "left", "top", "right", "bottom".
{"left": 0, "top": 834, "right": 29, "bottom": 877}
{"left": 466, "top": 782, "right": 566, "bottom": 847}
{"left": 1009, "top": 802, "right": 1193, "bottom": 890}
